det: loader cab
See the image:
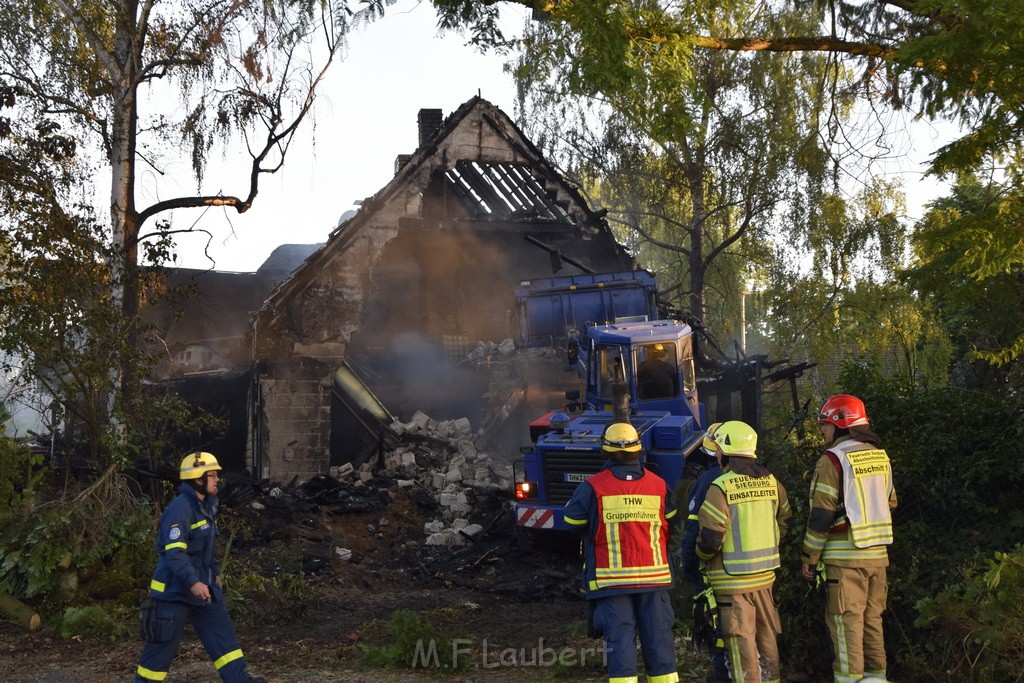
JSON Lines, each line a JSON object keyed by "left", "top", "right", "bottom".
{"left": 585, "top": 320, "right": 700, "bottom": 422}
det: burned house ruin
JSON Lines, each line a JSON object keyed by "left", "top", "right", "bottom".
{"left": 143, "top": 244, "right": 323, "bottom": 471}
{"left": 248, "top": 97, "right": 637, "bottom": 481}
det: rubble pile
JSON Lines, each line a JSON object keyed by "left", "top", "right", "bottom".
{"left": 464, "top": 337, "right": 518, "bottom": 361}
{"left": 339, "top": 409, "right": 515, "bottom": 548}
{"left": 219, "top": 472, "right": 394, "bottom": 574}
{"left": 353, "top": 406, "right": 578, "bottom": 598}
{"left": 217, "top": 403, "right": 580, "bottom": 599}
{"left": 223, "top": 407, "right": 515, "bottom": 542}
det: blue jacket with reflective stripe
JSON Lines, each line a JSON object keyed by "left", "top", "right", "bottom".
{"left": 148, "top": 483, "right": 221, "bottom": 605}
{"left": 680, "top": 462, "right": 722, "bottom": 591}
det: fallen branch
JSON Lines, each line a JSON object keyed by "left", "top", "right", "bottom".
{"left": 0, "top": 591, "right": 41, "bottom": 631}
{"left": 71, "top": 462, "right": 118, "bottom": 503}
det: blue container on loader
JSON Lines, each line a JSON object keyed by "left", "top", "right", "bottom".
{"left": 511, "top": 270, "right": 707, "bottom": 531}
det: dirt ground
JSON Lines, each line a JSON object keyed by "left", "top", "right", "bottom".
{"left": 0, "top": 480, "right": 720, "bottom": 683}
{"left": 0, "top": 582, "right": 600, "bottom": 682}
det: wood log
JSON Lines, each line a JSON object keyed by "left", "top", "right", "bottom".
{"left": 0, "top": 591, "right": 41, "bottom": 631}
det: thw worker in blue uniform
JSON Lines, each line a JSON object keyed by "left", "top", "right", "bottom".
{"left": 135, "top": 452, "right": 265, "bottom": 683}
{"left": 680, "top": 424, "right": 730, "bottom": 683}
{"left": 563, "top": 422, "right": 680, "bottom": 683}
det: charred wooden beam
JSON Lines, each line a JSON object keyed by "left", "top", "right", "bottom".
{"left": 397, "top": 216, "right": 569, "bottom": 233}
{"left": 524, "top": 235, "right": 595, "bottom": 274}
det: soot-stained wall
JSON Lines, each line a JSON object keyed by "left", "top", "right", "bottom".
{"left": 250, "top": 97, "right": 634, "bottom": 482}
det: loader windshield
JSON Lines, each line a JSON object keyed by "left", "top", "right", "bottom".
{"left": 636, "top": 342, "right": 679, "bottom": 400}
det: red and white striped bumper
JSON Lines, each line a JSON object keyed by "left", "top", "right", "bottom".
{"left": 515, "top": 504, "right": 564, "bottom": 529}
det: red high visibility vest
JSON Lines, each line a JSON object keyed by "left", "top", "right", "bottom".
{"left": 588, "top": 468, "right": 672, "bottom": 590}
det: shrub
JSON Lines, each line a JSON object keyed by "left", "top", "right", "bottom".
{"left": 915, "top": 546, "right": 1024, "bottom": 681}
{"left": 0, "top": 408, "right": 44, "bottom": 523}
{"left": 759, "top": 362, "right": 1024, "bottom": 681}
{"left": 58, "top": 604, "right": 132, "bottom": 640}
{"left": 358, "top": 608, "right": 471, "bottom": 670}
{"left": 0, "top": 470, "right": 153, "bottom": 608}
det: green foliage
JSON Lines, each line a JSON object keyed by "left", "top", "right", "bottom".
{"left": 117, "top": 389, "right": 229, "bottom": 472}
{"left": 444, "top": 0, "right": 1023, "bottom": 376}
{"left": 0, "top": 78, "right": 155, "bottom": 467}
{"left": 915, "top": 547, "right": 1024, "bottom": 681}
{"left": 0, "top": 473, "right": 153, "bottom": 607}
{"left": 1, "top": 0, "right": 362, "bottom": 482}
{"left": 509, "top": 0, "right": 840, "bottom": 326}
{"left": 839, "top": 364, "right": 1024, "bottom": 680}
{"left": 215, "top": 507, "right": 312, "bottom": 622}
{"left": 0, "top": 0, "right": 363, "bottom": 281}
{"left": 357, "top": 608, "right": 471, "bottom": 669}
{"left": 906, "top": 174, "right": 1024, "bottom": 370}
{"left": 892, "top": 0, "right": 1024, "bottom": 179}
{"left": 58, "top": 604, "right": 132, "bottom": 641}
{"left": 449, "top": 0, "right": 1024, "bottom": 212}
{"left": 0, "top": 414, "right": 45, "bottom": 521}
{"left": 839, "top": 363, "right": 1024, "bottom": 548}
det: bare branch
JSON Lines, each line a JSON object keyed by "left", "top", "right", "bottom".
{"left": 138, "top": 193, "right": 246, "bottom": 223}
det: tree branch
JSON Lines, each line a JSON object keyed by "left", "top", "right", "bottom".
{"left": 138, "top": 194, "right": 247, "bottom": 223}
{"left": 678, "top": 34, "right": 895, "bottom": 59}
{"left": 484, "top": 0, "right": 897, "bottom": 58}
{"left": 51, "top": 0, "right": 120, "bottom": 82}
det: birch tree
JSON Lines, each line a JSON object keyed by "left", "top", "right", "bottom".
{"left": 506, "top": 1, "right": 845, "bottom": 335}
{"left": 438, "top": 0, "right": 1024, "bottom": 280}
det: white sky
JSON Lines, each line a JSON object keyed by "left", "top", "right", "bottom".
{"left": 160, "top": 1, "right": 955, "bottom": 273}
{"left": 168, "top": 1, "right": 529, "bottom": 272}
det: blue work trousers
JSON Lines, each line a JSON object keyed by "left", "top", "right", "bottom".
{"left": 136, "top": 596, "right": 252, "bottom": 683}
{"left": 592, "top": 590, "right": 678, "bottom": 682}
{"left": 709, "top": 637, "right": 729, "bottom": 679}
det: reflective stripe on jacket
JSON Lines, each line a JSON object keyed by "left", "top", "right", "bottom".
{"left": 697, "top": 459, "right": 791, "bottom": 594}
{"left": 714, "top": 470, "right": 782, "bottom": 575}
{"left": 588, "top": 467, "right": 673, "bottom": 591}
{"left": 147, "top": 483, "right": 220, "bottom": 604}
{"left": 829, "top": 440, "right": 894, "bottom": 549}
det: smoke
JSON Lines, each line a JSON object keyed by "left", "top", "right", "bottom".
{"left": 382, "top": 331, "right": 489, "bottom": 425}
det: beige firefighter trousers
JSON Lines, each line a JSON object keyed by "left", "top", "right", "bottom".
{"left": 717, "top": 585, "right": 782, "bottom": 683}
{"left": 825, "top": 564, "right": 888, "bottom": 682}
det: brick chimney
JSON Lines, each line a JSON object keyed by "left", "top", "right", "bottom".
{"left": 417, "top": 108, "right": 443, "bottom": 148}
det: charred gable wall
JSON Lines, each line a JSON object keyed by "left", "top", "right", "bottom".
{"left": 250, "top": 98, "right": 633, "bottom": 482}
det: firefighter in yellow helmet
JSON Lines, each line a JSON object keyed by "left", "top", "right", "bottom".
{"left": 135, "top": 452, "right": 266, "bottom": 683}
{"left": 696, "top": 421, "right": 791, "bottom": 683}
{"left": 679, "top": 423, "right": 730, "bottom": 681}
{"left": 680, "top": 423, "right": 724, "bottom": 588}
{"left": 563, "top": 422, "right": 680, "bottom": 683}
{"left": 800, "top": 395, "right": 897, "bottom": 683}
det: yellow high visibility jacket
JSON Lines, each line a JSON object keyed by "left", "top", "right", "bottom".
{"left": 801, "top": 437, "right": 898, "bottom": 568}
{"left": 830, "top": 440, "right": 894, "bottom": 549}
{"left": 697, "top": 461, "right": 790, "bottom": 594}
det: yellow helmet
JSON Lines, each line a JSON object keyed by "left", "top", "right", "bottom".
{"left": 701, "top": 422, "right": 723, "bottom": 455}
{"left": 602, "top": 422, "right": 642, "bottom": 453}
{"left": 179, "top": 451, "right": 222, "bottom": 480}
{"left": 714, "top": 421, "right": 757, "bottom": 457}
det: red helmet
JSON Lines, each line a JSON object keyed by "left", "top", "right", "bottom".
{"left": 818, "top": 394, "right": 869, "bottom": 429}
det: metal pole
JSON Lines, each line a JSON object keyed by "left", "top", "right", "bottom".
{"left": 741, "top": 290, "right": 747, "bottom": 353}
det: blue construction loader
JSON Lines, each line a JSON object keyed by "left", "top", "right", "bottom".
{"left": 510, "top": 270, "right": 708, "bottom": 531}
